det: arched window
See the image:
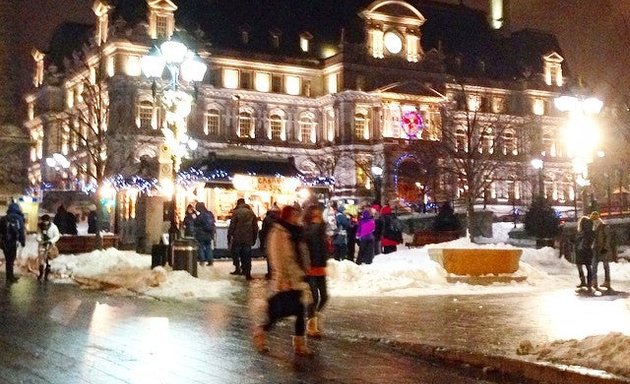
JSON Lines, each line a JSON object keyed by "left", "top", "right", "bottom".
{"left": 542, "top": 133, "right": 555, "bottom": 156}
{"left": 479, "top": 129, "right": 493, "bottom": 154}
{"left": 354, "top": 112, "right": 369, "bottom": 140}
{"left": 238, "top": 111, "right": 254, "bottom": 138}
{"left": 269, "top": 114, "right": 284, "bottom": 141}
{"left": 325, "top": 109, "right": 335, "bottom": 142}
{"left": 503, "top": 131, "right": 518, "bottom": 155}
{"left": 299, "top": 114, "right": 316, "bottom": 143}
{"left": 204, "top": 108, "right": 221, "bottom": 135}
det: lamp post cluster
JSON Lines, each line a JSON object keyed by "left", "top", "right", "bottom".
{"left": 141, "top": 36, "right": 208, "bottom": 241}
{"left": 45, "top": 153, "right": 70, "bottom": 189}
{"left": 554, "top": 92, "right": 603, "bottom": 216}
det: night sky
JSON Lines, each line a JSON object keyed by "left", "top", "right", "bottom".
{"left": 16, "top": 0, "right": 630, "bottom": 105}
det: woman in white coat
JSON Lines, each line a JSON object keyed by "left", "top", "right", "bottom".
{"left": 36, "top": 214, "right": 61, "bottom": 281}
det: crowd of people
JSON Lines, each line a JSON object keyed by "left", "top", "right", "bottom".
{"left": 180, "top": 197, "right": 404, "bottom": 355}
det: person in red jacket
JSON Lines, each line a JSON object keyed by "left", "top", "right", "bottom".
{"left": 380, "top": 205, "right": 402, "bottom": 254}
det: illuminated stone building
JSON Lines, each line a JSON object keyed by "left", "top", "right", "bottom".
{"left": 24, "top": 0, "right": 578, "bottom": 246}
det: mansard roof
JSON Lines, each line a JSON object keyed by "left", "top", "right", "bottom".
{"left": 43, "top": 0, "right": 567, "bottom": 83}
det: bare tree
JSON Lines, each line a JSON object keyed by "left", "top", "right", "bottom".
{"left": 430, "top": 83, "right": 530, "bottom": 237}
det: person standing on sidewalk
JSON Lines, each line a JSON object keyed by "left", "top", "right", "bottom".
{"left": 590, "top": 211, "right": 617, "bottom": 291}
{"left": 36, "top": 215, "right": 61, "bottom": 281}
{"left": 253, "top": 205, "right": 312, "bottom": 355}
{"left": 0, "top": 202, "right": 26, "bottom": 284}
{"left": 355, "top": 208, "right": 376, "bottom": 265}
{"left": 194, "top": 202, "right": 216, "bottom": 266}
{"left": 332, "top": 204, "right": 350, "bottom": 261}
{"left": 227, "top": 198, "right": 259, "bottom": 280}
{"left": 380, "top": 205, "right": 403, "bottom": 254}
{"left": 302, "top": 205, "right": 329, "bottom": 338}
{"left": 259, "top": 205, "right": 280, "bottom": 280}
{"left": 183, "top": 204, "right": 197, "bottom": 238}
{"left": 574, "top": 215, "right": 594, "bottom": 290}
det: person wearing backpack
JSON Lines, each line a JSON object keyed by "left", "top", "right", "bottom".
{"left": 0, "top": 203, "right": 26, "bottom": 284}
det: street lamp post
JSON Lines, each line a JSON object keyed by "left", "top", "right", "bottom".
{"left": 141, "top": 36, "right": 207, "bottom": 245}
{"left": 371, "top": 165, "right": 383, "bottom": 205}
{"left": 555, "top": 91, "right": 602, "bottom": 216}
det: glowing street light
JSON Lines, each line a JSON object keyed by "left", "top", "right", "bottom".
{"left": 141, "top": 36, "right": 207, "bottom": 242}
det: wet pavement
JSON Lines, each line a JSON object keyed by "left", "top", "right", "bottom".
{"left": 1, "top": 266, "right": 630, "bottom": 384}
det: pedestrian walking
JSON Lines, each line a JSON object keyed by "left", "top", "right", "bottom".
{"left": 381, "top": 205, "right": 403, "bottom": 254}
{"left": 194, "top": 202, "right": 216, "bottom": 266}
{"left": 259, "top": 205, "right": 280, "bottom": 279}
{"left": 0, "top": 202, "right": 26, "bottom": 284}
{"left": 36, "top": 214, "right": 61, "bottom": 282}
{"left": 355, "top": 208, "right": 376, "bottom": 265}
{"left": 227, "top": 198, "right": 259, "bottom": 280}
{"left": 183, "top": 204, "right": 197, "bottom": 238}
{"left": 54, "top": 205, "right": 78, "bottom": 235}
{"left": 302, "top": 205, "right": 329, "bottom": 338}
{"left": 253, "top": 205, "right": 312, "bottom": 356}
{"left": 574, "top": 215, "right": 594, "bottom": 290}
{"left": 590, "top": 211, "right": 617, "bottom": 290}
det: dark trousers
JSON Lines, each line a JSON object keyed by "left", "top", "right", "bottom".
{"left": 333, "top": 242, "right": 347, "bottom": 261}
{"left": 3, "top": 245, "right": 17, "bottom": 280}
{"left": 383, "top": 245, "right": 397, "bottom": 254}
{"left": 356, "top": 238, "right": 375, "bottom": 265}
{"left": 264, "top": 290, "right": 306, "bottom": 336}
{"left": 576, "top": 263, "right": 592, "bottom": 286}
{"left": 232, "top": 244, "right": 252, "bottom": 275}
{"left": 306, "top": 276, "right": 328, "bottom": 318}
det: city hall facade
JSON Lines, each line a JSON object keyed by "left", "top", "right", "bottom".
{"left": 24, "top": 0, "right": 576, "bottom": 247}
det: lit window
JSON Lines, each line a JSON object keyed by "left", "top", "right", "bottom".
{"left": 384, "top": 31, "right": 402, "bottom": 54}
{"left": 238, "top": 111, "right": 253, "bottom": 138}
{"left": 326, "top": 73, "right": 338, "bottom": 94}
{"left": 467, "top": 94, "right": 481, "bottom": 111}
{"left": 299, "top": 116, "right": 315, "bottom": 143}
{"left": 205, "top": 109, "right": 220, "bottom": 135}
{"left": 480, "top": 130, "right": 493, "bottom": 154}
{"left": 285, "top": 75, "right": 300, "bottom": 95}
{"left": 455, "top": 128, "right": 466, "bottom": 152}
{"left": 125, "top": 55, "right": 141, "bottom": 76}
{"left": 503, "top": 131, "right": 517, "bottom": 155}
{"left": 223, "top": 69, "right": 239, "bottom": 89}
{"left": 326, "top": 110, "right": 335, "bottom": 141}
{"left": 156, "top": 16, "right": 168, "bottom": 38}
{"left": 532, "top": 98, "right": 545, "bottom": 115}
{"left": 354, "top": 113, "right": 368, "bottom": 140}
{"left": 492, "top": 96, "right": 505, "bottom": 113}
{"left": 269, "top": 114, "right": 283, "bottom": 140}
{"left": 300, "top": 37, "right": 309, "bottom": 52}
{"left": 138, "top": 100, "right": 154, "bottom": 129}
{"left": 255, "top": 72, "right": 271, "bottom": 92}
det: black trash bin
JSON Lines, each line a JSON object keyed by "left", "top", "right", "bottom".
{"left": 172, "top": 238, "right": 198, "bottom": 277}
{"left": 151, "top": 243, "right": 169, "bottom": 268}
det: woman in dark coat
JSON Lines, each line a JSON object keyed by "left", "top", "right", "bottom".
{"left": 574, "top": 216, "right": 594, "bottom": 289}
{"left": 302, "top": 205, "right": 329, "bottom": 338}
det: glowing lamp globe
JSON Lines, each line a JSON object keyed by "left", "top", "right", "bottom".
{"left": 140, "top": 46, "right": 166, "bottom": 78}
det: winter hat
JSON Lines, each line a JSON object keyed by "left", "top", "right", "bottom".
{"left": 590, "top": 211, "right": 600, "bottom": 220}
{"left": 381, "top": 206, "right": 392, "bottom": 215}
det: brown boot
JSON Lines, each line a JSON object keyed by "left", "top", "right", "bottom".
{"left": 292, "top": 336, "right": 312, "bottom": 356}
{"left": 306, "top": 315, "right": 321, "bottom": 338}
{"left": 253, "top": 327, "right": 269, "bottom": 353}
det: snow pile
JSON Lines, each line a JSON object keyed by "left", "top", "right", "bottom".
{"left": 46, "top": 248, "right": 237, "bottom": 300}
{"left": 519, "top": 333, "right": 630, "bottom": 378}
